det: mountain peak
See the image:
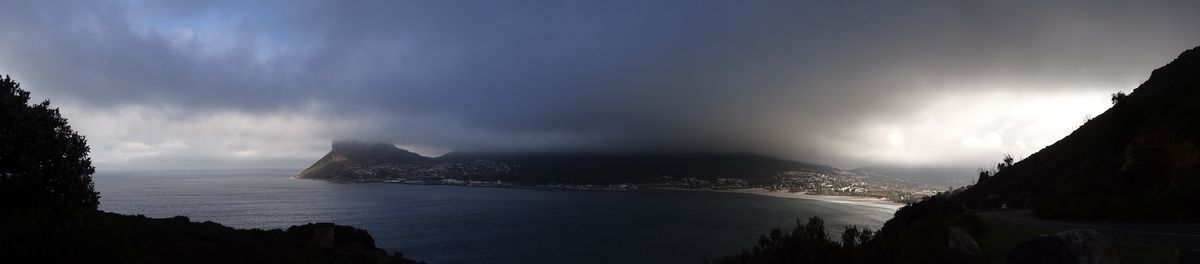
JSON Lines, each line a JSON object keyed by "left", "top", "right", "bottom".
{"left": 298, "top": 141, "right": 432, "bottom": 179}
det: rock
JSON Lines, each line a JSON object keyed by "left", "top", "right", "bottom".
{"left": 1007, "top": 229, "right": 1119, "bottom": 264}
{"left": 946, "top": 227, "right": 984, "bottom": 264}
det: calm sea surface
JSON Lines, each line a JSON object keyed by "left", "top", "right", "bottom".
{"left": 94, "top": 169, "right": 896, "bottom": 264}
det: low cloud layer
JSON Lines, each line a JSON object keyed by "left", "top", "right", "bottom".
{"left": 2, "top": 1, "right": 1199, "bottom": 169}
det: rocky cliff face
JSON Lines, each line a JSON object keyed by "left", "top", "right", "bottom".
{"left": 959, "top": 46, "right": 1200, "bottom": 221}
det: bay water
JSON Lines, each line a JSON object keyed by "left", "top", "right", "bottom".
{"left": 94, "top": 169, "right": 896, "bottom": 264}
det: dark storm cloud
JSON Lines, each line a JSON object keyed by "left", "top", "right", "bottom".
{"left": 2, "top": 1, "right": 1199, "bottom": 166}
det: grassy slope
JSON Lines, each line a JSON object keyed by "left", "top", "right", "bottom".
{"left": 299, "top": 151, "right": 345, "bottom": 179}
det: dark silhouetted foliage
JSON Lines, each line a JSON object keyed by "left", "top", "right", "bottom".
{"left": 854, "top": 194, "right": 983, "bottom": 264}
{"left": 1111, "top": 91, "right": 1127, "bottom": 104}
{"left": 0, "top": 75, "right": 98, "bottom": 218}
{"left": 840, "top": 226, "right": 860, "bottom": 248}
{"left": 996, "top": 154, "right": 1015, "bottom": 172}
{"left": 710, "top": 194, "right": 982, "bottom": 264}
{"left": 0, "top": 211, "right": 422, "bottom": 263}
{"left": 706, "top": 216, "right": 858, "bottom": 264}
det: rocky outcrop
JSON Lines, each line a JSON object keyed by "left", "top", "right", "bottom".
{"left": 1007, "top": 229, "right": 1119, "bottom": 264}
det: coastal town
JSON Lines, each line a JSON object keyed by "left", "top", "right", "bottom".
{"left": 324, "top": 159, "right": 940, "bottom": 203}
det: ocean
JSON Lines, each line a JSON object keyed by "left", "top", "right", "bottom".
{"left": 94, "top": 169, "right": 896, "bottom": 264}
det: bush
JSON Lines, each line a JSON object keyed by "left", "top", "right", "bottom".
{"left": 706, "top": 216, "right": 876, "bottom": 264}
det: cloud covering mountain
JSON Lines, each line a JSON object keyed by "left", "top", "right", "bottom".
{"left": 1, "top": 1, "right": 1198, "bottom": 169}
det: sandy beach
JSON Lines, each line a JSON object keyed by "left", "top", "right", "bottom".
{"left": 659, "top": 187, "right": 906, "bottom": 211}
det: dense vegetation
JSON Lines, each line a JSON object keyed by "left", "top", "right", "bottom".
{"left": 707, "top": 217, "right": 864, "bottom": 263}
{"left": 709, "top": 195, "right": 982, "bottom": 264}
{"left": 0, "top": 75, "right": 419, "bottom": 263}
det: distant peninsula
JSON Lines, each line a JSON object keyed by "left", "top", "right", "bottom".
{"left": 298, "top": 141, "right": 942, "bottom": 202}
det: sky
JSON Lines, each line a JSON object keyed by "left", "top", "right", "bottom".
{"left": 1, "top": 1, "right": 1199, "bottom": 170}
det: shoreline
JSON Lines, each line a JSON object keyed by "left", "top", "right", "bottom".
{"left": 652, "top": 187, "right": 906, "bottom": 211}
{"left": 297, "top": 177, "right": 906, "bottom": 211}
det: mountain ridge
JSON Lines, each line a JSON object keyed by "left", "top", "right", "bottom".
{"left": 958, "top": 45, "right": 1200, "bottom": 221}
{"left": 298, "top": 141, "right": 841, "bottom": 184}
{"left": 298, "top": 141, "right": 433, "bottom": 180}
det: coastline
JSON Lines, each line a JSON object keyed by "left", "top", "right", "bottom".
{"left": 656, "top": 187, "right": 906, "bottom": 211}
{"left": 296, "top": 177, "right": 906, "bottom": 211}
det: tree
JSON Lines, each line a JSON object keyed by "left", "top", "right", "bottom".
{"left": 708, "top": 216, "right": 848, "bottom": 264}
{"left": 0, "top": 75, "right": 99, "bottom": 217}
{"left": 1111, "top": 91, "right": 1127, "bottom": 105}
{"left": 841, "top": 226, "right": 861, "bottom": 248}
{"left": 857, "top": 228, "right": 874, "bottom": 245}
{"left": 996, "top": 154, "right": 1015, "bottom": 172}
{"left": 801, "top": 216, "right": 827, "bottom": 241}
{"left": 977, "top": 169, "right": 990, "bottom": 183}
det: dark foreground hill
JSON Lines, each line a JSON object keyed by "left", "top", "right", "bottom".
{"left": 958, "top": 45, "right": 1200, "bottom": 221}
{"left": 1, "top": 211, "right": 421, "bottom": 264}
{"left": 0, "top": 74, "right": 420, "bottom": 264}
{"left": 713, "top": 46, "right": 1200, "bottom": 263}
{"left": 299, "top": 141, "right": 837, "bottom": 184}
